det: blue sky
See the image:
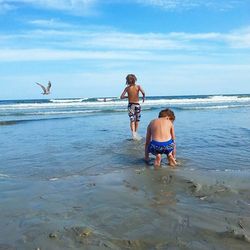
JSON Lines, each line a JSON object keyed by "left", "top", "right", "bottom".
{"left": 0, "top": 0, "right": 250, "bottom": 99}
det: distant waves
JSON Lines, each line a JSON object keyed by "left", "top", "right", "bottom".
{"left": 0, "top": 95, "right": 250, "bottom": 125}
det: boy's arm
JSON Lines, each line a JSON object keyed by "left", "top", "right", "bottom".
{"left": 170, "top": 124, "right": 176, "bottom": 159}
{"left": 145, "top": 124, "right": 151, "bottom": 160}
{"left": 120, "top": 87, "right": 128, "bottom": 99}
{"left": 138, "top": 85, "right": 145, "bottom": 102}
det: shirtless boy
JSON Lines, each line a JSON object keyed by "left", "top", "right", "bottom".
{"left": 120, "top": 74, "right": 145, "bottom": 140}
{"left": 145, "top": 108, "right": 176, "bottom": 167}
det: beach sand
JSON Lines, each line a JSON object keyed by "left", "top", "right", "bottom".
{"left": 1, "top": 165, "right": 250, "bottom": 250}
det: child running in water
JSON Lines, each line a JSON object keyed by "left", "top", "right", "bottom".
{"left": 120, "top": 74, "right": 145, "bottom": 140}
{"left": 145, "top": 108, "right": 177, "bottom": 167}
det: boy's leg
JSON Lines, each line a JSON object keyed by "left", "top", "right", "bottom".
{"left": 134, "top": 104, "right": 141, "bottom": 133}
{"left": 135, "top": 121, "right": 139, "bottom": 132}
{"left": 134, "top": 121, "right": 142, "bottom": 140}
{"left": 130, "top": 121, "right": 135, "bottom": 133}
{"left": 154, "top": 154, "right": 161, "bottom": 167}
{"left": 168, "top": 153, "right": 177, "bottom": 167}
{"left": 130, "top": 121, "right": 138, "bottom": 140}
{"left": 128, "top": 104, "right": 136, "bottom": 134}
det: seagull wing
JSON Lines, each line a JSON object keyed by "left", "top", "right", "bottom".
{"left": 36, "top": 82, "right": 46, "bottom": 93}
{"left": 47, "top": 81, "right": 52, "bottom": 92}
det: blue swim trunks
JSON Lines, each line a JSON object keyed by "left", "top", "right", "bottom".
{"left": 148, "top": 139, "right": 175, "bottom": 156}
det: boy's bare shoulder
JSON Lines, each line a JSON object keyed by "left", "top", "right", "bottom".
{"left": 150, "top": 118, "right": 158, "bottom": 125}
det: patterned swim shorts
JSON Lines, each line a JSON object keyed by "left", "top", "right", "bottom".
{"left": 148, "top": 139, "right": 175, "bottom": 156}
{"left": 128, "top": 103, "right": 141, "bottom": 122}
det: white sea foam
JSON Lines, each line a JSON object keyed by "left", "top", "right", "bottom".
{"left": 50, "top": 98, "right": 88, "bottom": 103}
{"left": 0, "top": 173, "right": 10, "bottom": 178}
{"left": 0, "top": 101, "right": 126, "bottom": 110}
{"left": 0, "top": 95, "right": 250, "bottom": 111}
{"left": 27, "top": 110, "right": 102, "bottom": 115}
{"left": 143, "top": 96, "right": 250, "bottom": 106}
{"left": 181, "top": 104, "right": 250, "bottom": 110}
{"left": 49, "top": 177, "right": 59, "bottom": 181}
{"left": 97, "top": 98, "right": 115, "bottom": 102}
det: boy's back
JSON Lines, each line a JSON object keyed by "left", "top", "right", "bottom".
{"left": 126, "top": 84, "right": 141, "bottom": 103}
{"left": 149, "top": 118, "right": 173, "bottom": 142}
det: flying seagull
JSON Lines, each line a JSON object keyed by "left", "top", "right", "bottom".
{"left": 36, "top": 81, "right": 51, "bottom": 95}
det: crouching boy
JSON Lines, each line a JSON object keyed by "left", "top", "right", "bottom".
{"left": 145, "top": 108, "right": 176, "bottom": 167}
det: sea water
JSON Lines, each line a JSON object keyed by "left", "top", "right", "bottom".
{"left": 0, "top": 95, "right": 250, "bottom": 249}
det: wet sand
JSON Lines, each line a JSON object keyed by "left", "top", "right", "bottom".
{"left": 1, "top": 166, "right": 250, "bottom": 250}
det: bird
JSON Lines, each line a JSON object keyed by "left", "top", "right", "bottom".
{"left": 35, "top": 81, "right": 51, "bottom": 95}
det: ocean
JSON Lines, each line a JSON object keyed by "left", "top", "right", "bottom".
{"left": 1, "top": 94, "right": 250, "bottom": 249}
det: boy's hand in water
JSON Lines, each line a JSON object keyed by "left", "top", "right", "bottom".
{"left": 144, "top": 156, "right": 150, "bottom": 164}
{"left": 173, "top": 144, "right": 176, "bottom": 159}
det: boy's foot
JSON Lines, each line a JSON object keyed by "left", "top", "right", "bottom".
{"left": 135, "top": 133, "right": 141, "bottom": 140}
{"left": 154, "top": 154, "right": 161, "bottom": 167}
{"left": 154, "top": 162, "right": 161, "bottom": 168}
{"left": 168, "top": 154, "right": 177, "bottom": 167}
{"left": 132, "top": 132, "right": 141, "bottom": 140}
{"left": 132, "top": 132, "right": 137, "bottom": 140}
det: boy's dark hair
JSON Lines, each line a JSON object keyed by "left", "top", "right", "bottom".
{"left": 158, "top": 108, "right": 175, "bottom": 121}
{"left": 126, "top": 74, "right": 137, "bottom": 85}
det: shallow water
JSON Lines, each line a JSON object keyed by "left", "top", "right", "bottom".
{"left": 0, "top": 95, "right": 250, "bottom": 249}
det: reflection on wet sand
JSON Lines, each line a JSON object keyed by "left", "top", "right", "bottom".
{"left": 1, "top": 167, "right": 249, "bottom": 249}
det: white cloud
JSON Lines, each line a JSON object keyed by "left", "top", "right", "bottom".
{"left": 1, "top": 0, "right": 244, "bottom": 14}
{"left": 0, "top": 0, "right": 97, "bottom": 14}
{"left": 0, "top": 0, "right": 15, "bottom": 12}
{"left": 29, "top": 19, "right": 75, "bottom": 29}
{"left": 0, "top": 48, "right": 198, "bottom": 62}
{"left": 0, "top": 0, "right": 245, "bottom": 16}
{"left": 0, "top": 22, "right": 250, "bottom": 63}
{"left": 136, "top": 0, "right": 245, "bottom": 10}
{"left": 1, "top": 24, "right": 250, "bottom": 52}
{"left": 168, "top": 29, "right": 250, "bottom": 49}
{"left": 224, "top": 27, "right": 250, "bottom": 49}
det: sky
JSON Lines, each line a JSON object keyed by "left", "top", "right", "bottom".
{"left": 0, "top": 0, "right": 250, "bottom": 99}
